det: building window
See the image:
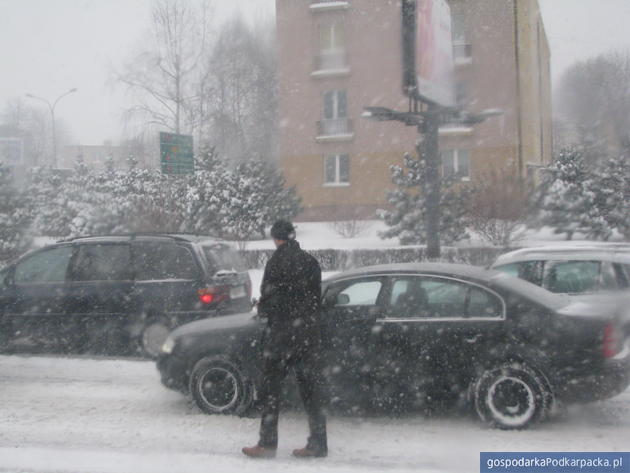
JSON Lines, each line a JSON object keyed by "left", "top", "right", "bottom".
{"left": 317, "top": 23, "right": 347, "bottom": 70}
{"left": 451, "top": 11, "right": 472, "bottom": 62}
{"left": 318, "top": 90, "right": 352, "bottom": 136}
{"left": 442, "top": 149, "right": 470, "bottom": 180}
{"left": 324, "top": 154, "right": 350, "bottom": 185}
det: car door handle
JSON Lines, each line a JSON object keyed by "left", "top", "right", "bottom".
{"left": 465, "top": 335, "right": 481, "bottom": 344}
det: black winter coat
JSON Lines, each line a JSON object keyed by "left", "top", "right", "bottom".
{"left": 258, "top": 240, "right": 322, "bottom": 352}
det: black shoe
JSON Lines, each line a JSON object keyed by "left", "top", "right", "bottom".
{"left": 292, "top": 446, "right": 327, "bottom": 458}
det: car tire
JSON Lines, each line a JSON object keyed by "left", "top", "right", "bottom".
{"left": 189, "top": 356, "right": 253, "bottom": 416}
{"left": 473, "top": 361, "right": 553, "bottom": 429}
{"left": 140, "top": 318, "right": 171, "bottom": 358}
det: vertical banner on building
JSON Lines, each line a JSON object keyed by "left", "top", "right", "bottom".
{"left": 160, "top": 132, "right": 194, "bottom": 175}
{"left": 402, "top": 0, "right": 455, "bottom": 107}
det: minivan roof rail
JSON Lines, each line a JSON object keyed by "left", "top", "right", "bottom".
{"left": 57, "top": 233, "right": 220, "bottom": 243}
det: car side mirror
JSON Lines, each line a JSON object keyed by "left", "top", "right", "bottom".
{"left": 336, "top": 293, "right": 350, "bottom": 306}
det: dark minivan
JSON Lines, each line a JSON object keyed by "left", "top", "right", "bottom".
{"left": 0, "top": 234, "right": 251, "bottom": 357}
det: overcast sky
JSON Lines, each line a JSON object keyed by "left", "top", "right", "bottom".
{"left": 1, "top": 0, "right": 629, "bottom": 145}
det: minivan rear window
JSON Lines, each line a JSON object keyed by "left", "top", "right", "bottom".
{"left": 202, "top": 244, "right": 246, "bottom": 274}
{"left": 134, "top": 243, "right": 199, "bottom": 281}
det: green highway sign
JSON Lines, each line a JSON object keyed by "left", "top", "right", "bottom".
{"left": 160, "top": 132, "right": 194, "bottom": 174}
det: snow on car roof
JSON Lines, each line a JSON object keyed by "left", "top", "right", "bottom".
{"left": 493, "top": 244, "right": 630, "bottom": 266}
{"left": 326, "top": 262, "right": 500, "bottom": 282}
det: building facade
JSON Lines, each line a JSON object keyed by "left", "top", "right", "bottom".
{"left": 275, "top": 0, "right": 552, "bottom": 221}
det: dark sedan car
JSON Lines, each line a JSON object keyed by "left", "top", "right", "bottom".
{"left": 157, "top": 263, "right": 630, "bottom": 429}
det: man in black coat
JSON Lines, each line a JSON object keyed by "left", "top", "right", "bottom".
{"left": 242, "top": 220, "right": 328, "bottom": 459}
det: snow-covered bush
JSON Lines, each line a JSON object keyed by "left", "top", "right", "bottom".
{"left": 534, "top": 147, "right": 622, "bottom": 241}
{"left": 379, "top": 153, "right": 470, "bottom": 246}
{"left": 0, "top": 162, "right": 32, "bottom": 264}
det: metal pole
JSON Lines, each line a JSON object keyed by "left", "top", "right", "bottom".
{"left": 26, "top": 88, "right": 77, "bottom": 169}
{"left": 421, "top": 104, "right": 442, "bottom": 259}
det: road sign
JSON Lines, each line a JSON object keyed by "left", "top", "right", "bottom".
{"left": 160, "top": 132, "right": 194, "bottom": 174}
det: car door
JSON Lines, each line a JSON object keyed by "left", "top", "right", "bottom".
{"left": 321, "top": 276, "right": 387, "bottom": 408}
{"left": 65, "top": 243, "right": 137, "bottom": 353}
{"left": 1, "top": 245, "right": 74, "bottom": 352}
{"left": 131, "top": 241, "right": 203, "bottom": 320}
{"left": 379, "top": 275, "right": 506, "bottom": 405}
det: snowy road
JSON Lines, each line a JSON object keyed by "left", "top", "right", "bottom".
{"left": 1, "top": 355, "right": 629, "bottom": 473}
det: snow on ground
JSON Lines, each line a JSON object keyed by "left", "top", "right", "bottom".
{"left": 1, "top": 355, "right": 629, "bottom": 473}
{"left": 238, "top": 221, "right": 624, "bottom": 252}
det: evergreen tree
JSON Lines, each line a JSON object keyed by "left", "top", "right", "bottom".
{"left": 0, "top": 162, "right": 31, "bottom": 264}
{"left": 183, "top": 146, "right": 230, "bottom": 236}
{"left": 234, "top": 159, "right": 301, "bottom": 239}
{"left": 536, "top": 147, "right": 611, "bottom": 240}
{"left": 379, "top": 153, "right": 470, "bottom": 246}
{"left": 596, "top": 154, "right": 630, "bottom": 239}
{"left": 27, "top": 166, "right": 75, "bottom": 238}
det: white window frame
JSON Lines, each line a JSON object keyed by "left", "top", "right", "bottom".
{"left": 323, "top": 89, "right": 347, "bottom": 120}
{"left": 442, "top": 149, "right": 471, "bottom": 181}
{"left": 323, "top": 154, "right": 350, "bottom": 187}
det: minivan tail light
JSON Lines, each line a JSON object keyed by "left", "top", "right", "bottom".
{"left": 198, "top": 287, "right": 229, "bottom": 305}
{"left": 603, "top": 323, "right": 620, "bottom": 358}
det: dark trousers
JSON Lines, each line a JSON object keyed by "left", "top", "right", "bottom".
{"left": 257, "top": 347, "right": 328, "bottom": 451}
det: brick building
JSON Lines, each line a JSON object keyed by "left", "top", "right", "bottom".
{"left": 275, "top": 0, "right": 552, "bottom": 220}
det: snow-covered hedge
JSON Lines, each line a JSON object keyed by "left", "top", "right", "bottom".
{"left": 240, "top": 246, "right": 506, "bottom": 271}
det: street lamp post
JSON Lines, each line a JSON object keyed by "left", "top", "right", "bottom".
{"left": 363, "top": 104, "right": 502, "bottom": 258}
{"left": 26, "top": 88, "right": 77, "bottom": 169}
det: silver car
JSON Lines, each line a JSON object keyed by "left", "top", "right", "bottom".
{"left": 491, "top": 244, "right": 630, "bottom": 294}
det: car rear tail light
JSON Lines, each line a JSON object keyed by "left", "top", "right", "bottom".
{"left": 603, "top": 323, "right": 621, "bottom": 358}
{"left": 198, "top": 287, "right": 229, "bottom": 305}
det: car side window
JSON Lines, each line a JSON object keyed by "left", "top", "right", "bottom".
{"left": 387, "top": 276, "right": 503, "bottom": 319}
{"left": 546, "top": 261, "right": 600, "bottom": 293}
{"left": 615, "top": 263, "right": 630, "bottom": 288}
{"left": 600, "top": 261, "right": 619, "bottom": 290}
{"left": 14, "top": 246, "right": 74, "bottom": 284}
{"left": 495, "top": 261, "right": 544, "bottom": 287}
{"left": 337, "top": 280, "right": 382, "bottom": 306}
{"left": 69, "top": 244, "right": 132, "bottom": 281}
{"left": 324, "top": 278, "right": 384, "bottom": 309}
{"left": 468, "top": 286, "right": 503, "bottom": 318}
{"left": 134, "top": 243, "right": 199, "bottom": 281}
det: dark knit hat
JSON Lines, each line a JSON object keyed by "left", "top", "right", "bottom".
{"left": 270, "top": 220, "right": 296, "bottom": 240}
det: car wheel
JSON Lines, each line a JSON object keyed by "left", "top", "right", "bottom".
{"left": 140, "top": 318, "right": 171, "bottom": 358}
{"left": 189, "top": 356, "right": 253, "bottom": 416}
{"left": 474, "top": 362, "right": 553, "bottom": 429}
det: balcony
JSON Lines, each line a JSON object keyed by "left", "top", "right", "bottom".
{"left": 316, "top": 118, "right": 354, "bottom": 142}
{"left": 310, "top": 1, "right": 350, "bottom": 12}
{"left": 312, "top": 50, "right": 350, "bottom": 77}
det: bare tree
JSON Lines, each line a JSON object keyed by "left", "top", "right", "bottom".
{"left": 557, "top": 50, "right": 630, "bottom": 160}
{"left": 115, "top": 0, "right": 213, "bottom": 136}
{"left": 201, "top": 16, "right": 278, "bottom": 162}
{"left": 1, "top": 97, "right": 68, "bottom": 167}
{"left": 468, "top": 166, "right": 528, "bottom": 247}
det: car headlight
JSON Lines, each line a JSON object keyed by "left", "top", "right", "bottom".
{"left": 161, "top": 336, "right": 176, "bottom": 354}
